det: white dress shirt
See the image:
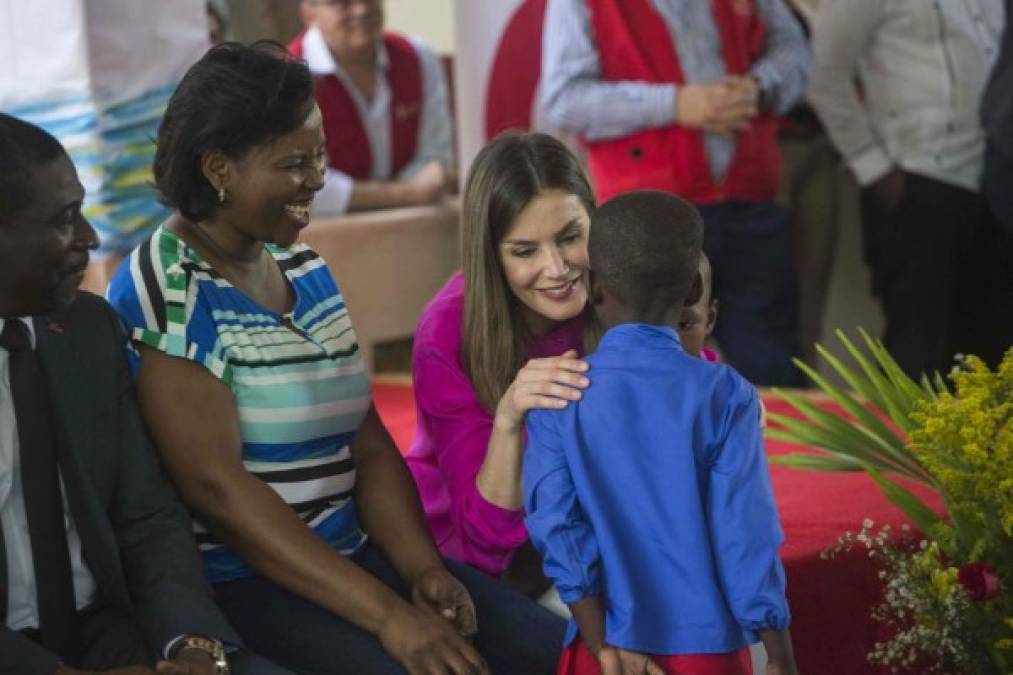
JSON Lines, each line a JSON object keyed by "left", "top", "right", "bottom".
{"left": 1, "top": 317, "right": 97, "bottom": 631}
{"left": 302, "top": 26, "right": 455, "bottom": 215}
{"left": 808, "top": 0, "right": 1004, "bottom": 191}
{"left": 539, "top": 0, "right": 811, "bottom": 179}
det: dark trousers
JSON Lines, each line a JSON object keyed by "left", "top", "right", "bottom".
{"left": 20, "top": 601, "right": 286, "bottom": 674}
{"left": 698, "top": 201, "right": 804, "bottom": 387}
{"left": 860, "top": 172, "right": 992, "bottom": 379}
{"left": 983, "top": 141, "right": 1013, "bottom": 236}
{"left": 950, "top": 204, "right": 1013, "bottom": 369}
{"left": 41, "top": 603, "right": 153, "bottom": 669}
{"left": 213, "top": 545, "right": 565, "bottom": 675}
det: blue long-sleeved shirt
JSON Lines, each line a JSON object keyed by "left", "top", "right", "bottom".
{"left": 523, "top": 324, "right": 789, "bottom": 653}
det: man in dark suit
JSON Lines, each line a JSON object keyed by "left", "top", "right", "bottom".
{"left": 0, "top": 116, "right": 286, "bottom": 674}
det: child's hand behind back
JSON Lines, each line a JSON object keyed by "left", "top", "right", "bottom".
{"left": 597, "top": 645, "right": 666, "bottom": 675}
{"left": 766, "top": 662, "right": 800, "bottom": 675}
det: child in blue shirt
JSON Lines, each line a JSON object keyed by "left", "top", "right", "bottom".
{"left": 524, "top": 192, "right": 797, "bottom": 675}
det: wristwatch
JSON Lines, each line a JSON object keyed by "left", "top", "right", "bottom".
{"left": 163, "top": 634, "right": 231, "bottom": 675}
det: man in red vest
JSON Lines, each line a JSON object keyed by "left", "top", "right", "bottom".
{"left": 539, "top": 0, "right": 811, "bottom": 387}
{"left": 289, "top": 0, "right": 454, "bottom": 214}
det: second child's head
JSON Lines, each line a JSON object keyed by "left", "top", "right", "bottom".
{"left": 678, "top": 253, "right": 717, "bottom": 357}
{"left": 589, "top": 191, "right": 703, "bottom": 332}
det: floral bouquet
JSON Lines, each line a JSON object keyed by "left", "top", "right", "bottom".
{"left": 767, "top": 331, "right": 1012, "bottom": 674}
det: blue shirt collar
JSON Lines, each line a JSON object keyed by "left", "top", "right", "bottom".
{"left": 597, "top": 322, "right": 683, "bottom": 352}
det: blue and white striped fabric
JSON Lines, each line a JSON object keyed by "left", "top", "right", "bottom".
{"left": 7, "top": 84, "right": 177, "bottom": 258}
{"left": 107, "top": 226, "right": 369, "bottom": 583}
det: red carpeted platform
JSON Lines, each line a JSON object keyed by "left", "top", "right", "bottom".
{"left": 373, "top": 380, "right": 943, "bottom": 675}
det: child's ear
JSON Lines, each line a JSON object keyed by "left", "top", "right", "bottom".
{"left": 589, "top": 271, "right": 604, "bottom": 307}
{"left": 705, "top": 298, "right": 718, "bottom": 335}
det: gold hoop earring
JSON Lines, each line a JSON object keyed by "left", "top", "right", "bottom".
{"left": 218, "top": 187, "right": 228, "bottom": 205}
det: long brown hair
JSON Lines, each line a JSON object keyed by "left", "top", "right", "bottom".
{"left": 461, "top": 132, "right": 597, "bottom": 413}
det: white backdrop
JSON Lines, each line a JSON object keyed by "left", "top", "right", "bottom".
{"left": 0, "top": 0, "right": 207, "bottom": 257}
{"left": 451, "top": 0, "right": 547, "bottom": 178}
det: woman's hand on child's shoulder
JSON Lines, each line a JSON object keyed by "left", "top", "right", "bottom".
{"left": 494, "top": 349, "right": 590, "bottom": 433}
{"left": 596, "top": 645, "right": 665, "bottom": 675}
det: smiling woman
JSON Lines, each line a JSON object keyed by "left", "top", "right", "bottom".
{"left": 497, "top": 190, "right": 591, "bottom": 336}
{"left": 405, "top": 132, "right": 598, "bottom": 597}
{"left": 105, "top": 43, "right": 563, "bottom": 675}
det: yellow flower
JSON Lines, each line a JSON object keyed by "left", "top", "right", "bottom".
{"left": 930, "top": 567, "right": 958, "bottom": 599}
{"left": 909, "top": 348, "right": 1013, "bottom": 539}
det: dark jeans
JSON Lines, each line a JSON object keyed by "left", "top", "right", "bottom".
{"left": 212, "top": 545, "right": 565, "bottom": 675}
{"left": 698, "top": 201, "right": 804, "bottom": 387}
{"left": 860, "top": 172, "right": 985, "bottom": 378}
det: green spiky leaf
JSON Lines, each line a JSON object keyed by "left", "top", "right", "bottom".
{"left": 769, "top": 452, "right": 865, "bottom": 472}
{"left": 862, "top": 463, "right": 941, "bottom": 536}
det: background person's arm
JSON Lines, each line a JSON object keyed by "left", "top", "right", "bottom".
{"left": 348, "top": 162, "right": 451, "bottom": 211}
{"left": 538, "top": 0, "right": 678, "bottom": 141}
{"left": 807, "top": 0, "right": 893, "bottom": 187}
{"left": 750, "top": 0, "right": 812, "bottom": 114}
{"left": 539, "top": 0, "right": 769, "bottom": 139}
{"left": 312, "top": 164, "right": 450, "bottom": 216}
{"left": 396, "top": 38, "right": 455, "bottom": 182}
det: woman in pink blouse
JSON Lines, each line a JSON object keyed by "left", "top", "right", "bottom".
{"left": 406, "top": 133, "right": 596, "bottom": 597}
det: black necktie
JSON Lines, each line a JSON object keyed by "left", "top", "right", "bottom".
{"left": 1, "top": 320, "right": 76, "bottom": 657}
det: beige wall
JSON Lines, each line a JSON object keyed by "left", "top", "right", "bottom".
{"left": 224, "top": 0, "right": 456, "bottom": 51}
{"left": 385, "top": 0, "right": 455, "bottom": 53}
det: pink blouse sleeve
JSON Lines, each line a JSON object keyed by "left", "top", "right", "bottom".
{"left": 413, "top": 345, "right": 528, "bottom": 573}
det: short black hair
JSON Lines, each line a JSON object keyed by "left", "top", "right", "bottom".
{"left": 589, "top": 190, "right": 703, "bottom": 311}
{"left": 154, "top": 41, "right": 315, "bottom": 223}
{"left": 0, "top": 114, "right": 68, "bottom": 223}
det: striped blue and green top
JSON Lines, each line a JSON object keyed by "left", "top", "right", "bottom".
{"left": 108, "top": 225, "right": 369, "bottom": 583}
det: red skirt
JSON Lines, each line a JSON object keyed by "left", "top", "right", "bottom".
{"left": 558, "top": 637, "right": 752, "bottom": 675}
